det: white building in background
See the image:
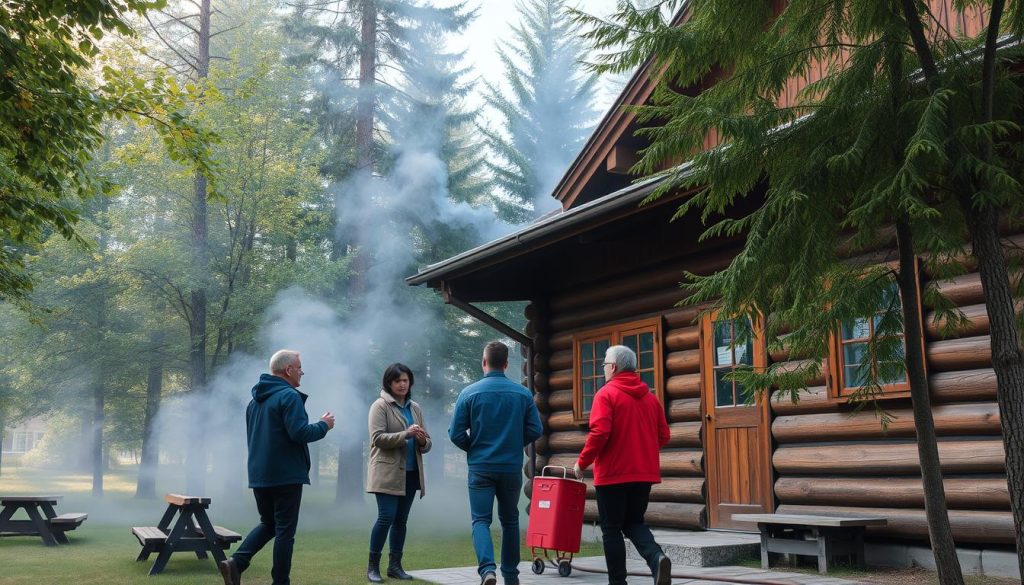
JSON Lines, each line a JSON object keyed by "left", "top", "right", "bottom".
{"left": 1, "top": 417, "right": 46, "bottom": 456}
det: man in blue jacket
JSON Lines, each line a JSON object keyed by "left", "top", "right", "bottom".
{"left": 449, "top": 341, "right": 543, "bottom": 585}
{"left": 219, "top": 350, "right": 334, "bottom": 585}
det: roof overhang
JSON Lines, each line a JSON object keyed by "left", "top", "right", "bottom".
{"left": 406, "top": 166, "right": 693, "bottom": 302}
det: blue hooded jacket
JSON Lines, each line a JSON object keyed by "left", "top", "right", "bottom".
{"left": 246, "top": 373, "right": 329, "bottom": 488}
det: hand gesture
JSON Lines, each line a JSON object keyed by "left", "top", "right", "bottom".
{"left": 320, "top": 411, "right": 336, "bottom": 430}
{"left": 407, "top": 424, "right": 429, "bottom": 444}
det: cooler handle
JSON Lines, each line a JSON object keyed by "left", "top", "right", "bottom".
{"left": 541, "top": 465, "right": 579, "bottom": 479}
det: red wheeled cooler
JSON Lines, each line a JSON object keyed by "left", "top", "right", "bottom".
{"left": 526, "top": 466, "right": 587, "bottom": 577}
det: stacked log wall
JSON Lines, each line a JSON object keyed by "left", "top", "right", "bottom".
{"left": 526, "top": 253, "right": 737, "bottom": 531}
{"left": 769, "top": 234, "right": 1022, "bottom": 544}
{"left": 525, "top": 233, "right": 1018, "bottom": 545}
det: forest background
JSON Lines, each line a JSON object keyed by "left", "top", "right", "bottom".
{"left": 0, "top": 0, "right": 661, "bottom": 505}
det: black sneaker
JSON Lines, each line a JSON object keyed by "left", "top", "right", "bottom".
{"left": 481, "top": 571, "right": 497, "bottom": 585}
{"left": 655, "top": 553, "right": 672, "bottom": 585}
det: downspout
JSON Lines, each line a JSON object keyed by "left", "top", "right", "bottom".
{"left": 442, "top": 283, "right": 538, "bottom": 480}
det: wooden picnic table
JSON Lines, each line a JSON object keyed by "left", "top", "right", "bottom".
{"left": 0, "top": 495, "right": 87, "bottom": 546}
{"left": 132, "top": 493, "right": 241, "bottom": 576}
{"left": 732, "top": 513, "right": 888, "bottom": 574}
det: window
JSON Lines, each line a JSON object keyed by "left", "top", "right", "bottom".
{"left": 572, "top": 317, "right": 664, "bottom": 423}
{"left": 701, "top": 312, "right": 766, "bottom": 408}
{"left": 829, "top": 268, "right": 923, "bottom": 399}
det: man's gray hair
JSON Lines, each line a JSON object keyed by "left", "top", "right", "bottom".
{"left": 605, "top": 345, "right": 637, "bottom": 372}
{"left": 269, "top": 349, "right": 300, "bottom": 374}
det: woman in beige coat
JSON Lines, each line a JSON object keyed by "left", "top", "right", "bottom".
{"left": 366, "top": 363, "right": 430, "bottom": 583}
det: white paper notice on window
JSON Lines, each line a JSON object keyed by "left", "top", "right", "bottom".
{"left": 717, "top": 346, "right": 731, "bottom": 365}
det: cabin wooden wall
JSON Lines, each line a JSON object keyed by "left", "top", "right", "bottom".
{"left": 771, "top": 233, "right": 1022, "bottom": 545}
{"left": 524, "top": 250, "right": 739, "bottom": 531}
{"left": 522, "top": 231, "right": 1019, "bottom": 545}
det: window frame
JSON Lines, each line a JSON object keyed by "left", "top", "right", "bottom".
{"left": 700, "top": 310, "right": 768, "bottom": 409}
{"left": 572, "top": 317, "right": 664, "bottom": 424}
{"left": 827, "top": 260, "right": 925, "bottom": 401}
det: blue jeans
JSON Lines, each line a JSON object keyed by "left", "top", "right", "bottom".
{"left": 232, "top": 483, "right": 302, "bottom": 585}
{"left": 468, "top": 470, "right": 522, "bottom": 580}
{"left": 369, "top": 470, "right": 420, "bottom": 554}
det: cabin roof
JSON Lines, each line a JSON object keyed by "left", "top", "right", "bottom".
{"left": 405, "top": 165, "right": 693, "bottom": 301}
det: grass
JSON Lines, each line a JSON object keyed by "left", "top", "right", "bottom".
{"left": 0, "top": 464, "right": 603, "bottom": 584}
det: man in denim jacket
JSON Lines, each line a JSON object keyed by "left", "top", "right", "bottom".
{"left": 449, "top": 341, "right": 543, "bottom": 585}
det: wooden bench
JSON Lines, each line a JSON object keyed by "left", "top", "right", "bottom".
{"left": 196, "top": 525, "right": 242, "bottom": 546}
{"left": 47, "top": 513, "right": 88, "bottom": 533}
{"left": 732, "top": 513, "right": 887, "bottom": 574}
{"left": 133, "top": 494, "right": 239, "bottom": 575}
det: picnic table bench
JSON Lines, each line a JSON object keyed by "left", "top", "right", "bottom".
{"left": 132, "top": 493, "right": 241, "bottom": 575}
{"left": 0, "top": 495, "right": 87, "bottom": 546}
{"left": 732, "top": 513, "right": 887, "bottom": 574}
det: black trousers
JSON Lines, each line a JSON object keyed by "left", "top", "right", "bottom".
{"left": 232, "top": 484, "right": 303, "bottom": 585}
{"left": 595, "top": 482, "right": 663, "bottom": 585}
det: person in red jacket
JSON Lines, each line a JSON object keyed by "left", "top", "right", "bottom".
{"left": 574, "top": 345, "right": 672, "bottom": 585}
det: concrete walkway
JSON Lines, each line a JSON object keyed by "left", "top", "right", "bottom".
{"left": 409, "top": 556, "right": 864, "bottom": 584}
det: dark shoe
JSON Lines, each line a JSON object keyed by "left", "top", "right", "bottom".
{"left": 387, "top": 551, "right": 414, "bottom": 580}
{"left": 481, "top": 571, "right": 497, "bottom": 585}
{"left": 368, "top": 552, "right": 384, "bottom": 583}
{"left": 218, "top": 558, "right": 240, "bottom": 585}
{"left": 654, "top": 552, "right": 671, "bottom": 585}
{"left": 504, "top": 578, "right": 519, "bottom": 585}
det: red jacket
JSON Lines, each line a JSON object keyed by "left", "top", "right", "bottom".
{"left": 576, "top": 371, "right": 670, "bottom": 486}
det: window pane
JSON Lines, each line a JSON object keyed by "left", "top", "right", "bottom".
{"left": 581, "top": 343, "right": 593, "bottom": 361}
{"left": 597, "top": 375, "right": 605, "bottom": 387}
{"left": 715, "top": 369, "right": 735, "bottom": 407}
{"left": 582, "top": 361, "right": 593, "bottom": 378}
{"left": 714, "top": 321, "right": 732, "bottom": 350}
{"left": 639, "top": 351, "right": 654, "bottom": 370}
{"left": 583, "top": 394, "right": 594, "bottom": 413}
{"left": 582, "top": 379, "right": 594, "bottom": 401}
{"left": 623, "top": 334, "right": 637, "bottom": 353}
{"left": 640, "top": 333, "right": 654, "bottom": 352}
{"left": 845, "top": 364, "right": 867, "bottom": 388}
{"left": 842, "top": 318, "right": 870, "bottom": 340}
{"left": 735, "top": 379, "right": 750, "bottom": 405}
{"left": 736, "top": 340, "right": 753, "bottom": 366}
{"left": 640, "top": 371, "right": 655, "bottom": 389}
{"left": 843, "top": 342, "right": 867, "bottom": 368}
{"left": 596, "top": 339, "right": 610, "bottom": 355}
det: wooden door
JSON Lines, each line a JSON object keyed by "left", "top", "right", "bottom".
{"left": 701, "top": 315, "right": 773, "bottom": 530}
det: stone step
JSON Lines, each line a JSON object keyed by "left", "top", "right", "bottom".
{"left": 585, "top": 526, "right": 760, "bottom": 568}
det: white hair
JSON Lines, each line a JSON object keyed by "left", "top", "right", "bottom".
{"left": 605, "top": 345, "right": 637, "bottom": 372}
{"left": 269, "top": 349, "right": 300, "bottom": 374}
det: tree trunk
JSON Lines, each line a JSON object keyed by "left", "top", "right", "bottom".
{"left": 334, "top": 441, "right": 364, "bottom": 506}
{"left": 92, "top": 379, "right": 104, "bottom": 498}
{"left": 310, "top": 442, "right": 319, "bottom": 486}
{"left": 964, "top": 206, "right": 1024, "bottom": 576}
{"left": 136, "top": 331, "right": 165, "bottom": 499}
{"left": 186, "top": 0, "right": 212, "bottom": 496}
{"left": 895, "top": 219, "right": 963, "bottom": 585}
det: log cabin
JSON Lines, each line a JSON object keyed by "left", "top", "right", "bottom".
{"left": 407, "top": 0, "right": 1018, "bottom": 568}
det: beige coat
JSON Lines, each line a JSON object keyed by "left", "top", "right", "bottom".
{"left": 366, "top": 390, "right": 431, "bottom": 497}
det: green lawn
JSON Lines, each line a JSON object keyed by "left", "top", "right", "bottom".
{"left": 0, "top": 464, "right": 602, "bottom": 584}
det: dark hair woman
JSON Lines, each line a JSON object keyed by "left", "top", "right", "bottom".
{"left": 365, "top": 363, "right": 430, "bottom": 582}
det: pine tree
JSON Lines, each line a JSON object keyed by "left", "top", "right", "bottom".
{"left": 482, "top": 0, "right": 601, "bottom": 224}
{"left": 578, "top": 1, "right": 1024, "bottom": 583}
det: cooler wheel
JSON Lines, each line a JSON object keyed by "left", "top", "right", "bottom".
{"left": 532, "top": 558, "right": 545, "bottom": 574}
{"left": 558, "top": 560, "right": 572, "bottom": 577}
